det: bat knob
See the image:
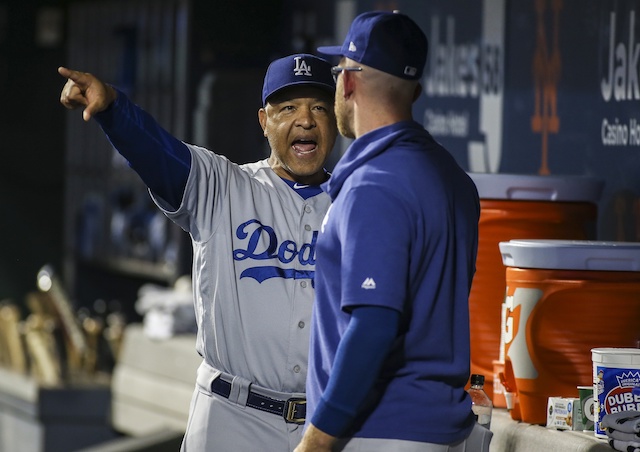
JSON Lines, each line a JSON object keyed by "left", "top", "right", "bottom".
{"left": 37, "top": 265, "right": 55, "bottom": 292}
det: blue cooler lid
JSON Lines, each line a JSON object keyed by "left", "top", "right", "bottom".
{"left": 499, "top": 239, "right": 640, "bottom": 271}
{"left": 467, "top": 173, "right": 603, "bottom": 202}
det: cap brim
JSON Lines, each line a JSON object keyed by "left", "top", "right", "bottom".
{"left": 317, "top": 45, "right": 344, "bottom": 56}
{"left": 264, "top": 80, "right": 335, "bottom": 105}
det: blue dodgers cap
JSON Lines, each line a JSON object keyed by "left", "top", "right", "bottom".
{"left": 261, "top": 53, "right": 335, "bottom": 105}
{"left": 318, "top": 11, "right": 427, "bottom": 80}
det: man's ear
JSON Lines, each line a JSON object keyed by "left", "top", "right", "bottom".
{"left": 342, "top": 71, "right": 355, "bottom": 98}
{"left": 258, "top": 108, "right": 267, "bottom": 137}
{"left": 412, "top": 83, "right": 423, "bottom": 103}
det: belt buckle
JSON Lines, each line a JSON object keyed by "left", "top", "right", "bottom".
{"left": 284, "top": 398, "right": 306, "bottom": 424}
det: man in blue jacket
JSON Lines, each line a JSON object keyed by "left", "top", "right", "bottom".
{"left": 296, "top": 11, "right": 491, "bottom": 452}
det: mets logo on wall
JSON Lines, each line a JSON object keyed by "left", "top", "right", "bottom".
{"left": 531, "top": 0, "right": 562, "bottom": 175}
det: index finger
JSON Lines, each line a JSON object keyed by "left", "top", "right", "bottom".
{"left": 58, "top": 67, "right": 89, "bottom": 86}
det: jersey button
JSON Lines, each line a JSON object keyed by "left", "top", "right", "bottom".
{"left": 304, "top": 205, "right": 312, "bottom": 213}
{"left": 293, "top": 365, "right": 301, "bottom": 373}
{"left": 304, "top": 224, "right": 311, "bottom": 231}
{"left": 298, "top": 321, "right": 305, "bottom": 329}
{"left": 300, "top": 281, "right": 307, "bottom": 288}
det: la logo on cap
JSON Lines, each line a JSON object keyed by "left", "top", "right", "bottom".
{"left": 293, "top": 56, "right": 312, "bottom": 76}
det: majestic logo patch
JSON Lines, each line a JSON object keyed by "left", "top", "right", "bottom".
{"left": 361, "top": 277, "right": 376, "bottom": 290}
{"left": 293, "top": 56, "right": 312, "bottom": 76}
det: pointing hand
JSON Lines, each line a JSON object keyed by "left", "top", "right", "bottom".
{"left": 58, "top": 67, "right": 117, "bottom": 121}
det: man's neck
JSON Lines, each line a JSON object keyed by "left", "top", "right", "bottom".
{"left": 353, "top": 106, "right": 413, "bottom": 138}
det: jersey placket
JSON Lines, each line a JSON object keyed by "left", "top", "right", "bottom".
{"left": 285, "top": 199, "right": 318, "bottom": 391}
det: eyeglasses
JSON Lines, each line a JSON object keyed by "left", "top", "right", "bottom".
{"left": 331, "top": 66, "right": 363, "bottom": 83}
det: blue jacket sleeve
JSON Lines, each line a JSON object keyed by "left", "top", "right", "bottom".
{"left": 310, "top": 305, "right": 400, "bottom": 437}
{"left": 93, "top": 88, "right": 191, "bottom": 210}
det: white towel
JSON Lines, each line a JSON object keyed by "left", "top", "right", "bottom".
{"left": 608, "top": 428, "right": 640, "bottom": 442}
{"left": 135, "top": 276, "right": 196, "bottom": 339}
{"left": 602, "top": 411, "right": 640, "bottom": 434}
{"left": 608, "top": 438, "right": 640, "bottom": 452}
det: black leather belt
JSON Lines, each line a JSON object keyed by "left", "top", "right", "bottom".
{"left": 211, "top": 377, "right": 306, "bottom": 424}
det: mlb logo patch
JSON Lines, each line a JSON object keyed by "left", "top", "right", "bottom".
{"left": 404, "top": 66, "right": 417, "bottom": 77}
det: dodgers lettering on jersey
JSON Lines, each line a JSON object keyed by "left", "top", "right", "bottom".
{"left": 233, "top": 218, "right": 317, "bottom": 284}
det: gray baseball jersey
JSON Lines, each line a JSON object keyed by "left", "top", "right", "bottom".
{"left": 152, "top": 144, "right": 330, "bottom": 394}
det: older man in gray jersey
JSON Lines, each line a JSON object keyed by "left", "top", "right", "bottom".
{"left": 59, "top": 53, "right": 337, "bottom": 451}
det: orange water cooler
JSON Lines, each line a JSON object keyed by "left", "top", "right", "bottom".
{"left": 499, "top": 239, "right": 640, "bottom": 424}
{"left": 467, "top": 174, "right": 602, "bottom": 405}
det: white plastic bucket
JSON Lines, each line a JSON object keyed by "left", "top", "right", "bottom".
{"left": 592, "top": 348, "right": 640, "bottom": 438}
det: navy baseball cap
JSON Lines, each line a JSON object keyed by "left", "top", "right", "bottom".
{"left": 262, "top": 54, "right": 335, "bottom": 105}
{"left": 317, "top": 11, "right": 428, "bottom": 80}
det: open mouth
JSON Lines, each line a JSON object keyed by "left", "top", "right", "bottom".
{"left": 292, "top": 139, "right": 318, "bottom": 155}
